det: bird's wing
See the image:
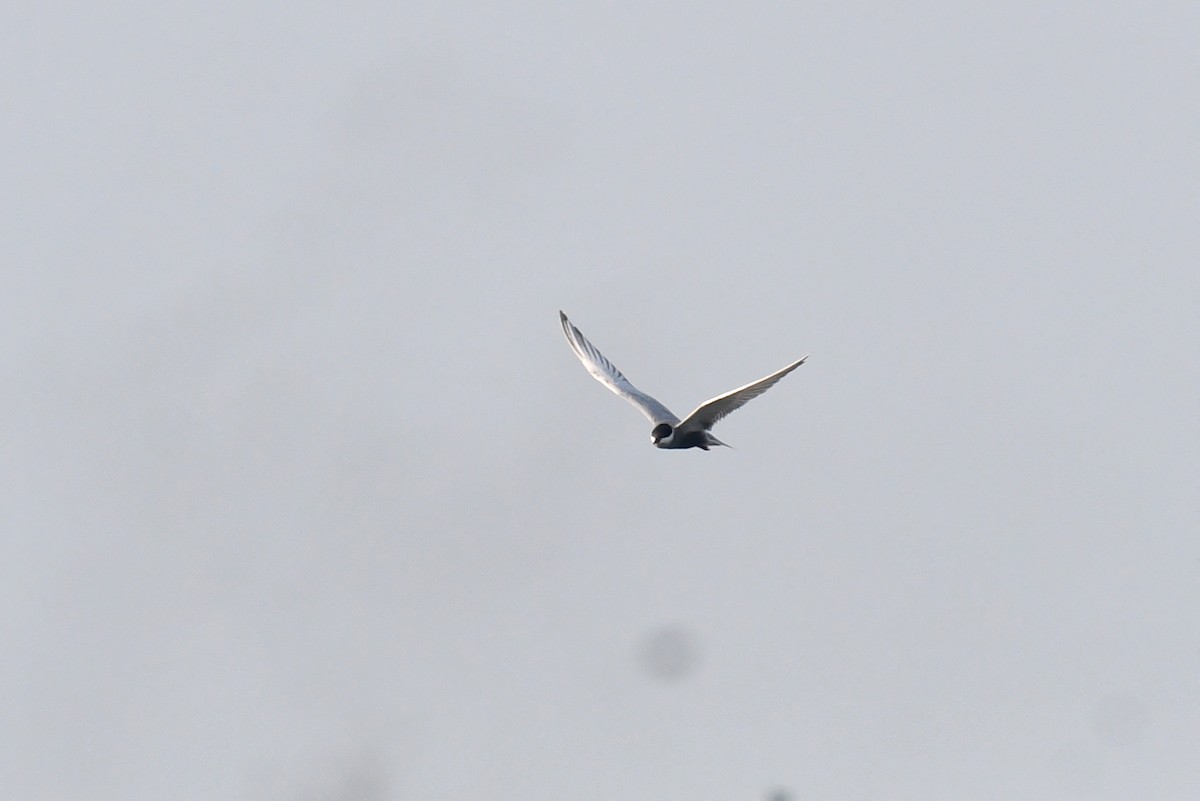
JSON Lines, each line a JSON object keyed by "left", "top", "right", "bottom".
{"left": 676, "top": 355, "right": 808, "bottom": 432}
{"left": 560, "top": 311, "right": 679, "bottom": 425}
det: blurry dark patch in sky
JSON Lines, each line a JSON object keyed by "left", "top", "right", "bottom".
{"left": 638, "top": 624, "right": 702, "bottom": 683}
{"left": 292, "top": 751, "right": 387, "bottom": 801}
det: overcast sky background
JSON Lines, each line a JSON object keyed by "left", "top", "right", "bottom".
{"left": 2, "top": 2, "right": 1197, "bottom": 799}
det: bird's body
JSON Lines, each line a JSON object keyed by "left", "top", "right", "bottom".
{"left": 652, "top": 426, "right": 726, "bottom": 451}
{"left": 559, "top": 310, "right": 807, "bottom": 450}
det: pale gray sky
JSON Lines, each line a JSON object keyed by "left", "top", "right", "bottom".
{"left": 2, "top": 2, "right": 1197, "bottom": 799}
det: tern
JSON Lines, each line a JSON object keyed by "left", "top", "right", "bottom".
{"left": 559, "top": 310, "right": 807, "bottom": 450}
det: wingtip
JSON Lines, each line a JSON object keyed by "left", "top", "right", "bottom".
{"left": 559, "top": 311, "right": 580, "bottom": 348}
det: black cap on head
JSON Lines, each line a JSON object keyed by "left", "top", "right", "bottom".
{"left": 650, "top": 423, "right": 673, "bottom": 442}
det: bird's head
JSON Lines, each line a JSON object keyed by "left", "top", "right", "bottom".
{"left": 650, "top": 423, "right": 673, "bottom": 446}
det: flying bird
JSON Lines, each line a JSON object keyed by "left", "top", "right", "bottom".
{"left": 559, "top": 310, "right": 807, "bottom": 450}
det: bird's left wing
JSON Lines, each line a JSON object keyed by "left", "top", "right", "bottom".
{"left": 560, "top": 311, "right": 679, "bottom": 426}
{"left": 676, "top": 355, "right": 808, "bottom": 432}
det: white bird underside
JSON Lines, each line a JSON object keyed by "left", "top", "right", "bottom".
{"left": 559, "top": 310, "right": 807, "bottom": 448}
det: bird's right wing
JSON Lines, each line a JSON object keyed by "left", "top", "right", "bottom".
{"left": 560, "top": 311, "right": 679, "bottom": 426}
{"left": 676, "top": 355, "right": 808, "bottom": 432}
